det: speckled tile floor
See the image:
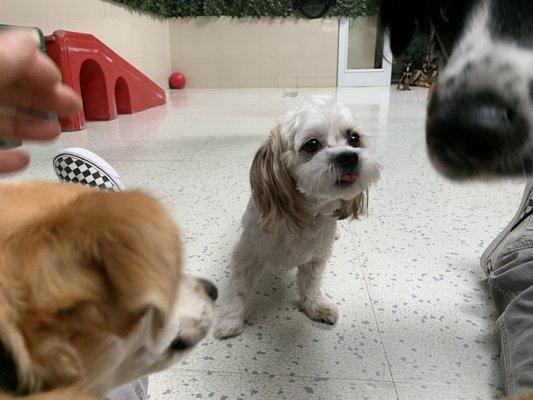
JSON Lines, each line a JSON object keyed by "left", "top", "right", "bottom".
{"left": 8, "top": 87, "right": 526, "bottom": 399}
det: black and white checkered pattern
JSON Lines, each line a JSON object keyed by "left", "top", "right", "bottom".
{"left": 53, "top": 155, "right": 120, "bottom": 191}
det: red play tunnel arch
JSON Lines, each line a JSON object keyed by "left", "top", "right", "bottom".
{"left": 115, "top": 76, "right": 133, "bottom": 114}
{"left": 79, "top": 59, "right": 111, "bottom": 120}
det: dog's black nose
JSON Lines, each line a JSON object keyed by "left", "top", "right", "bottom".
{"left": 199, "top": 278, "right": 218, "bottom": 301}
{"left": 426, "top": 91, "right": 527, "bottom": 166}
{"left": 335, "top": 152, "right": 358, "bottom": 168}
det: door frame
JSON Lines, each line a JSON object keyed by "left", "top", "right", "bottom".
{"left": 337, "top": 17, "right": 393, "bottom": 87}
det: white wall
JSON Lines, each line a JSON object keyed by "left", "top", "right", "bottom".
{"left": 1, "top": 1, "right": 341, "bottom": 89}
{"left": 169, "top": 17, "right": 339, "bottom": 88}
{"left": 1, "top": 0, "right": 172, "bottom": 89}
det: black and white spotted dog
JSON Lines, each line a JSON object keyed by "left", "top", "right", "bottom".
{"left": 381, "top": 0, "right": 533, "bottom": 179}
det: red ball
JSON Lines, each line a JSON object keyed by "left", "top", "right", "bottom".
{"left": 169, "top": 72, "right": 186, "bottom": 89}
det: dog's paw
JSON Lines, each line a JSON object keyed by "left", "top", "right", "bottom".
{"left": 213, "top": 315, "right": 245, "bottom": 339}
{"left": 334, "top": 227, "right": 341, "bottom": 240}
{"left": 300, "top": 299, "right": 339, "bottom": 325}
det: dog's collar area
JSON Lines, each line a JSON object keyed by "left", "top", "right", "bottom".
{"left": 0, "top": 340, "right": 18, "bottom": 393}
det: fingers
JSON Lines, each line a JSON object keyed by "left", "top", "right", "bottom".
{"left": 0, "top": 73, "right": 82, "bottom": 117}
{"left": 51, "top": 84, "right": 83, "bottom": 117}
{"left": 0, "top": 149, "right": 30, "bottom": 173}
{"left": 0, "top": 112, "right": 61, "bottom": 140}
{"left": 0, "top": 29, "right": 40, "bottom": 87}
{"left": 0, "top": 77, "right": 82, "bottom": 118}
{"left": 20, "top": 48, "right": 62, "bottom": 90}
{"left": 0, "top": 30, "right": 84, "bottom": 175}
{"left": 0, "top": 29, "right": 82, "bottom": 117}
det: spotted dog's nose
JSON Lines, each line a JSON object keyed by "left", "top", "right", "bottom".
{"left": 426, "top": 91, "right": 527, "bottom": 169}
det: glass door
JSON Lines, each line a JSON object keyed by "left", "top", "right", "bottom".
{"left": 338, "top": 16, "right": 392, "bottom": 87}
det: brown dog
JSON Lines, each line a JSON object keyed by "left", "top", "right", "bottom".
{"left": 0, "top": 182, "right": 216, "bottom": 399}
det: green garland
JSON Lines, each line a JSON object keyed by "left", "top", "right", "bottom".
{"left": 111, "top": 0, "right": 378, "bottom": 18}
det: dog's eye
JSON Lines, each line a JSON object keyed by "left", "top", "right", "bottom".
{"left": 302, "top": 138, "right": 320, "bottom": 153}
{"left": 169, "top": 338, "right": 190, "bottom": 352}
{"left": 348, "top": 132, "right": 360, "bottom": 148}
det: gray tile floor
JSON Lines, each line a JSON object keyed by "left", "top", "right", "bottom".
{"left": 8, "top": 87, "right": 526, "bottom": 399}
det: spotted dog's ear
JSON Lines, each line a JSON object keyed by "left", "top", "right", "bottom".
{"left": 380, "top": 0, "right": 429, "bottom": 57}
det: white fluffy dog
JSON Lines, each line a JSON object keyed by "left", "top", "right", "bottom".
{"left": 214, "top": 95, "right": 381, "bottom": 339}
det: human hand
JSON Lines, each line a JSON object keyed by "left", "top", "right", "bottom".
{"left": 0, "top": 29, "right": 82, "bottom": 173}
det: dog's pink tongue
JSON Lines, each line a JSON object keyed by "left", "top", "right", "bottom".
{"left": 340, "top": 174, "right": 358, "bottom": 183}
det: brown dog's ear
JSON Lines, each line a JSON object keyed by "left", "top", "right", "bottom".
{"left": 335, "top": 189, "right": 368, "bottom": 220}
{"left": 66, "top": 190, "right": 182, "bottom": 337}
{"left": 250, "top": 126, "right": 309, "bottom": 232}
{"left": 16, "top": 190, "right": 182, "bottom": 338}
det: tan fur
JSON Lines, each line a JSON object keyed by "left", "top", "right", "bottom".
{"left": 507, "top": 391, "right": 533, "bottom": 400}
{"left": 0, "top": 387, "right": 94, "bottom": 400}
{"left": 0, "top": 182, "right": 212, "bottom": 400}
{"left": 250, "top": 126, "right": 309, "bottom": 232}
{"left": 335, "top": 189, "right": 368, "bottom": 220}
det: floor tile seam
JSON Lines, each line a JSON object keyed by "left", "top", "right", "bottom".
{"left": 172, "top": 367, "right": 396, "bottom": 384}
{"left": 347, "top": 223, "right": 400, "bottom": 400}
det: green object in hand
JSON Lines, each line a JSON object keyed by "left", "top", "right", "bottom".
{"left": 0, "top": 139, "right": 21, "bottom": 149}
{"left": 0, "top": 25, "right": 55, "bottom": 149}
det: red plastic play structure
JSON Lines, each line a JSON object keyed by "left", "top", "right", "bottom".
{"left": 45, "top": 30, "right": 166, "bottom": 131}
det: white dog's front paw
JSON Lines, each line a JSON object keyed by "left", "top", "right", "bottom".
{"left": 213, "top": 315, "right": 245, "bottom": 339}
{"left": 334, "top": 227, "right": 341, "bottom": 240}
{"left": 300, "top": 299, "right": 339, "bottom": 325}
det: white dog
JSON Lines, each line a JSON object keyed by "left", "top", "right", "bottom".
{"left": 214, "top": 95, "right": 381, "bottom": 339}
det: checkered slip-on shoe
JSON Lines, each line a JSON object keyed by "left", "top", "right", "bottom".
{"left": 480, "top": 183, "right": 533, "bottom": 276}
{"left": 53, "top": 148, "right": 124, "bottom": 191}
